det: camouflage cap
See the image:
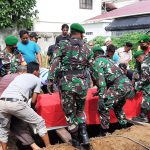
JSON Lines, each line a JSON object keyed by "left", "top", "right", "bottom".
{"left": 134, "top": 50, "right": 145, "bottom": 58}
{"left": 93, "top": 46, "right": 104, "bottom": 53}
{"left": 70, "top": 23, "right": 85, "bottom": 33}
{"left": 139, "top": 35, "right": 149, "bottom": 43}
{"left": 5, "top": 35, "right": 18, "bottom": 46}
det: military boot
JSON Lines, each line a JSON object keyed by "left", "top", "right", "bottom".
{"left": 79, "top": 123, "right": 89, "bottom": 145}
{"left": 71, "top": 131, "right": 80, "bottom": 149}
{"left": 132, "top": 108, "right": 149, "bottom": 123}
{"left": 98, "top": 127, "right": 108, "bottom": 137}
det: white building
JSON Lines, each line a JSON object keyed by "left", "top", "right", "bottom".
{"left": 33, "top": 0, "right": 102, "bottom": 51}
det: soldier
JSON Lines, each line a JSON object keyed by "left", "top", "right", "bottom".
{"left": 0, "top": 35, "right": 21, "bottom": 77}
{"left": 132, "top": 50, "right": 150, "bottom": 123}
{"left": 90, "top": 52, "right": 132, "bottom": 136}
{"left": 138, "top": 35, "right": 150, "bottom": 55}
{"left": 92, "top": 46, "right": 104, "bottom": 58}
{"left": 47, "top": 23, "right": 93, "bottom": 148}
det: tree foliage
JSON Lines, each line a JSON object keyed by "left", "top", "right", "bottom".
{"left": 0, "top": 0, "right": 38, "bottom": 29}
{"left": 93, "top": 32, "right": 145, "bottom": 68}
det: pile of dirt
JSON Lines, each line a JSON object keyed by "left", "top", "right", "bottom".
{"left": 2, "top": 125, "right": 149, "bottom": 150}
{"left": 45, "top": 125, "right": 150, "bottom": 150}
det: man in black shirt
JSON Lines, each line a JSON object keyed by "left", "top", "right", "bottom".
{"left": 45, "top": 44, "right": 55, "bottom": 68}
{"left": 55, "top": 24, "right": 70, "bottom": 46}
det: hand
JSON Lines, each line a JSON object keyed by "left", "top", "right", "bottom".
{"left": 127, "top": 90, "right": 136, "bottom": 99}
{"left": 93, "top": 91, "right": 99, "bottom": 97}
{"left": 47, "top": 81, "right": 53, "bottom": 95}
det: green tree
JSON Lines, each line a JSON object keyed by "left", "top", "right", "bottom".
{"left": 0, "top": 0, "right": 38, "bottom": 29}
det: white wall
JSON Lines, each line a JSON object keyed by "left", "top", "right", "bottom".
{"left": 83, "top": 21, "right": 111, "bottom": 41}
{"left": 34, "top": 0, "right": 102, "bottom": 32}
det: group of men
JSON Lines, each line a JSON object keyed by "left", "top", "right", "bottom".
{"left": 0, "top": 22, "right": 149, "bottom": 150}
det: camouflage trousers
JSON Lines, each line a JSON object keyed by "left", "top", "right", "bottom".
{"left": 60, "top": 90, "right": 87, "bottom": 133}
{"left": 141, "top": 86, "right": 150, "bottom": 111}
{"left": 98, "top": 78, "right": 132, "bottom": 129}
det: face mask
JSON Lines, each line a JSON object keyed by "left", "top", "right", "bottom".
{"left": 140, "top": 45, "right": 148, "bottom": 51}
{"left": 11, "top": 47, "right": 20, "bottom": 55}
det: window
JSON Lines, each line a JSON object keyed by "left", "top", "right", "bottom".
{"left": 85, "top": 32, "right": 93, "bottom": 35}
{"left": 79, "top": 0, "right": 93, "bottom": 9}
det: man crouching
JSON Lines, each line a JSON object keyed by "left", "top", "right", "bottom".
{"left": 0, "top": 62, "right": 51, "bottom": 150}
{"left": 90, "top": 49, "right": 132, "bottom": 136}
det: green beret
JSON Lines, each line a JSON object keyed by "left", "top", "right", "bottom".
{"left": 70, "top": 23, "right": 85, "bottom": 33}
{"left": 5, "top": 35, "right": 18, "bottom": 46}
{"left": 134, "top": 50, "right": 145, "bottom": 58}
{"left": 139, "top": 35, "right": 149, "bottom": 43}
{"left": 93, "top": 46, "right": 104, "bottom": 53}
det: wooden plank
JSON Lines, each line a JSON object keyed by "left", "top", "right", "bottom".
{"left": 56, "top": 128, "right": 72, "bottom": 144}
{"left": 127, "top": 119, "right": 150, "bottom": 126}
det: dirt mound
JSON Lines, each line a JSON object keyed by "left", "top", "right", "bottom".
{"left": 90, "top": 125, "right": 150, "bottom": 150}
{"left": 45, "top": 125, "right": 150, "bottom": 150}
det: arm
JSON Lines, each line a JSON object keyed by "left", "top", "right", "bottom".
{"left": 90, "top": 60, "right": 107, "bottom": 99}
{"left": 45, "top": 55, "right": 50, "bottom": 68}
{"left": 31, "top": 92, "right": 39, "bottom": 106}
{"left": 135, "top": 61, "right": 150, "bottom": 91}
{"left": 36, "top": 52, "right": 42, "bottom": 67}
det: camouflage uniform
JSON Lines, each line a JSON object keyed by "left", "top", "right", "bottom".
{"left": 48, "top": 37, "right": 93, "bottom": 133}
{"left": 135, "top": 55, "right": 150, "bottom": 111}
{"left": 90, "top": 56, "right": 132, "bottom": 129}
{"left": 0, "top": 49, "right": 20, "bottom": 76}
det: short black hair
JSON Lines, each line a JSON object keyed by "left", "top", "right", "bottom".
{"left": 106, "top": 44, "right": 116, "bottom": 52}
{"left": 27, "top": 62, "right": 39, "bottom": 73}
{"left": 119, "top": 63, "right": 127, "bottom": 70}
{"left": 125, "top": 42, "right": 133, "bottom": 47}
{"left": 61, "top": 24, "right": 69, "bottom": 30}
{"left": 19, "top": 30, "right": 29, "bottom": 38}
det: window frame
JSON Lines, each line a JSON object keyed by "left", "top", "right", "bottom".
{"left": 79, "top": 0, "right": 93, "bottom": 10}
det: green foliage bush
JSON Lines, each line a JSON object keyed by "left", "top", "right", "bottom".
{"left": 0, "top": 0, "right": 38, "bottom": 29}
{"left": 93, "top": 32, "right": 145, "bottom": 69}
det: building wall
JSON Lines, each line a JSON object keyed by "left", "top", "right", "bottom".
{"left": 82, "top": 21, "right": 111, "bottom": 41}
{"left": 34, "top": 0, "right": 102, "bottom": 32}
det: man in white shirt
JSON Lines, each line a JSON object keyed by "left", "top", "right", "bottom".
{"left": 117, "top": 42, "right": 133, "bottom": 67}
{"left": 0, "top": 62, "right": 51, "bottom": 150}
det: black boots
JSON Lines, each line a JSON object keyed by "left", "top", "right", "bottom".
{"left": 79, "top": 123, "right": 89, "bottom": 145}
{"left": 132, "top": 108, "right": 149, "bottom": 123}
{"left": 71, "top": 131, "right": 80, "bottom": 149}
{"left": 98, "top": 127, "right": 108, "bottom": 137}
{"left": 71, "top": 123, "right": 89, "bottom": 149}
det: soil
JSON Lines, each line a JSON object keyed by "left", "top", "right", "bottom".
{"left": 1, "top": 125, "right": 150, "bottom": 150}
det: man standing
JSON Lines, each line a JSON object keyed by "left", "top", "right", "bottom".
{"left": 0, "top": 62, "right": 51, "bottom": 150}
{"left": 117, "top": 42, "right": 133, "bottom": 67}
{"left": 90, "top": 53, "right": 132, "bottom": 135}
{"left": 132, "top": 51, "right": 150, "bottom": 123}
{"left": 48, "top": 23, "right": 93, "bottom": 148}
{"left": 29, "top": 32, "right": 41, "bottom": 43}
{"left": 55, "top": 24, "right": 70, "bottom": 46}
{"left": 0, "top": 36, "right": 21, "bottom": 77}
{"left": 45, "top": 44, "right": 55, "bottom": 68}
{"left": 17, "top": 30, "right": 42, "bottom": 66}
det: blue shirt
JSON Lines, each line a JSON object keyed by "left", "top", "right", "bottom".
{"left": 17, "top": 40, "right": 40, "bottom": 63}
{"left": 113, "top": 52, "right": 119, "bottom": 64}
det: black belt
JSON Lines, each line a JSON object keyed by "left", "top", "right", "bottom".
{"left": 0, "top": 98, "right": 25, "bottom": 102}
{"left": 62, "top": 69, "right": 85, "bottom": 76}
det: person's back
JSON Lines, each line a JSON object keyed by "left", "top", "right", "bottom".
{"left": 0, "top": 74, "right": 18, "bottom": 96}
{"left": 59, "top": 37, "right": 92, "bottom": 71}
{"left": 1, "top": 73, "right": 40, "bottom": 101}
{"left": 92, "top": 56, "right": 124, "bottom": 84}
